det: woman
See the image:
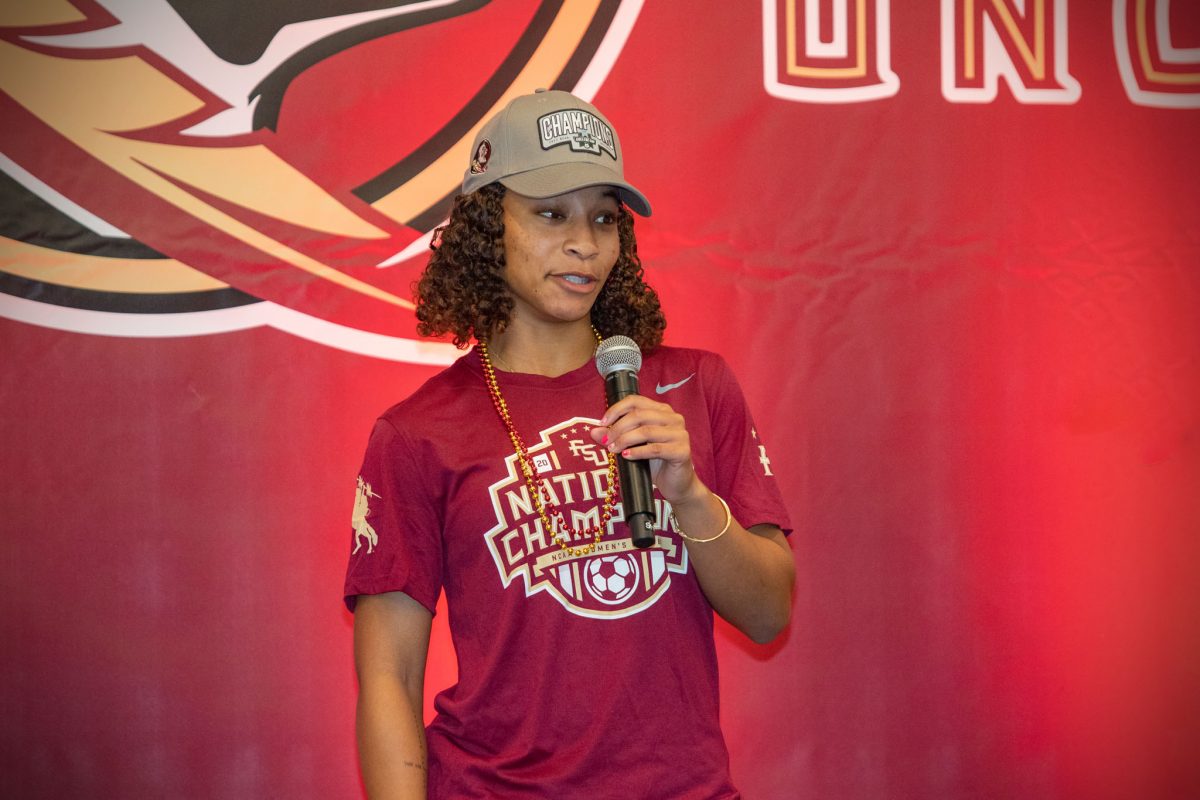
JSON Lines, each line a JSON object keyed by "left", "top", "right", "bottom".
{"left": 346, "top": 89, "right": 794, "bottom": 799}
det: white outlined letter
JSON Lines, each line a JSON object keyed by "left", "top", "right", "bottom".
{"left": 763, "top": 0, "right": 899, "bottom": 102}
{"left": 941, "top": 0, "right": 1081, "bottom": 103}
{"left": 1114, "top": 0, "right": 1200, "bottom": 108}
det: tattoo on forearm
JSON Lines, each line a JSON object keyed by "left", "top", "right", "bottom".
{"left": 403, "top": 707, "right": 427, "bottom": 773}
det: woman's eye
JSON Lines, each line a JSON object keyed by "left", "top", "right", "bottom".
{"left": 595, "top": 211, "right": 617, "bottom": 224}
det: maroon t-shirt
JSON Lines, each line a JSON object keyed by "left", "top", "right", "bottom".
{"left": 345, "top": 346, "right": 791, "bottom": 799}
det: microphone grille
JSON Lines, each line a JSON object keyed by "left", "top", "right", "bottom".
{"left": 594, "top": 335, "right": 642, "bottom": 377}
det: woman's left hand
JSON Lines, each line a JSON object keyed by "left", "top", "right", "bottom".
{"left": 593, "top": 394, "right": 796, "bottom": 645}
{"left": 590, "top": 395, "right": 705, "bottom": 507}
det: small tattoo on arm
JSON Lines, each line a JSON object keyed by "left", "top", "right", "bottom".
{"left": 404, "top": 706, "right": 427, "bottom": 773}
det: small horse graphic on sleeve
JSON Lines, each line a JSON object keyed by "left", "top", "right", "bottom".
{"left": 352, "top": 476, "right": 381, "bottom": 554}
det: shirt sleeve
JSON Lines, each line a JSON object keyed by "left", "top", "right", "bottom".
{"left": 702, "top": 353, "right": 794, "bottom": 536}
{"left": 343, "top": 417, "right": 444, "bottom": 613}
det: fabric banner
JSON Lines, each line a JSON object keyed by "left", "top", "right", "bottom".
{"left": 2, "top": 2, "right": 1197, "bottom": 797}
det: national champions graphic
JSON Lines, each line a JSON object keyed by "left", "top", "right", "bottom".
{"left": 0, "top": 0, "right": 646, "bottom": 362}
{"left": 484, "top": 416, "right": 688, "bottom": 619}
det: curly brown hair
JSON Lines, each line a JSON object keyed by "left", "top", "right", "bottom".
{"left": 415, "top": 183, "right": 666, "bottom": 350}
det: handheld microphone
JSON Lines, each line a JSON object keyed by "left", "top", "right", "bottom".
{"left": 595, "top": 336, "right": 656, "bottom": 549}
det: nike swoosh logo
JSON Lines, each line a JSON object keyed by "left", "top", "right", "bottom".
{"left": 655, "top": 373, "right": 695, "bottom": 394}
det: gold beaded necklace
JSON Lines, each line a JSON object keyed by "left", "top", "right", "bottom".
{"left": 478, "top": 331, "right": 618, "bottom": 558}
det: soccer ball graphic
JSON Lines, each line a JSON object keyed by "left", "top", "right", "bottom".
{"left": 584, "top": 554, "right": 639, "bottom": 605}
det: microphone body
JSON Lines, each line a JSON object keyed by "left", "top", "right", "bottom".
{"left": 596, "top": 337, "right": 656, "bottom": 548}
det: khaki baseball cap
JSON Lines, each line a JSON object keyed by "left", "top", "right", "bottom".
{"left": 461, "top": 89, "right": 652, "bottom": 216}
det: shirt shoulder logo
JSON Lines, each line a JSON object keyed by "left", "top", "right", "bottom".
{"left": 655, "top": 373, "right": 695, "bottom": 395}
{"left": 352, "top": 476, "right": 381, "bottom": 554}
{"left": 752, "top": 428, "right": 775, "bottom": 477}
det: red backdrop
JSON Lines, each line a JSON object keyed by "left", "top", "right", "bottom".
{"left": 2, "top": 2, "right": 1198, "bottom": 798}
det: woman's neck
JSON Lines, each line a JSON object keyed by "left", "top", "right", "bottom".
{"left": 486, "top": 319, "right": 598, "bottom": 378}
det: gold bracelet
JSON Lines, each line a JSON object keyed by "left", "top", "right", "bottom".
{"left": 673, "top": 494, "right": 733, "bottom": 544}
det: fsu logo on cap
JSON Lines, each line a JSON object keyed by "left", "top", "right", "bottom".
{"left": 469, "top": 140, "right": 492, "bottom": 175}
{"left": 0, "top": 2, "right": 643, "bottom": 362}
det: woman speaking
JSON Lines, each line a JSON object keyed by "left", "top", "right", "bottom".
{"left": 345, "top": 89, "right": 794, "bottom": 799}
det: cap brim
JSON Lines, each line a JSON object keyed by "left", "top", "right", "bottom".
{"left": 499, "top": 162, "right": 652, "bottom": 217}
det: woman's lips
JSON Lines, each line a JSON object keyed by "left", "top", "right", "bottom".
{"left": 553, "top": 272, "right": 597, "bottom": 291}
